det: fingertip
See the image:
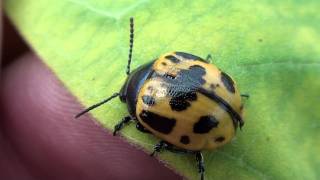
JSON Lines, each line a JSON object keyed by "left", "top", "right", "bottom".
{"left": 1, "top": 53, "right": 182, "bottom": 180}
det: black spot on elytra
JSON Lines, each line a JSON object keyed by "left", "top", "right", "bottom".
{"left": 215, "top": 136, "right": 225, "bottom": 142}
{"left": 169, "top": 99, "right": 190, "bottom": 111}
{"left": 142, "top": 95, "right": 156, "bottom": 106}
{"left": 210, "top": 83, "right": 220, "bottom": 89}
{"left": 175, "top": 52, "right": 208, "bottom": 63}
{"left": 165, "top": 55, "right": 180, "bottom": 63}
{"left": 221, "top": 72, "right": 235, "bottom": 93}
{"left": 139, "top": 110, "right": 176, "bottom": 134}
{"left": 193, "top": 115, "right": 219, "bottom": 134}
{"left": 161, "top": 62, "right": 167, "bottom": 66}
{"left": 180, "top": 135, "right": 190, "bottom": 144}
{"left": 169, "top": 91, "right": 197, "bottom": 111}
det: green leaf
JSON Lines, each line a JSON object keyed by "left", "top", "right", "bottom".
{"left": 5, "top": 0, "right": 320, "bottom": 179}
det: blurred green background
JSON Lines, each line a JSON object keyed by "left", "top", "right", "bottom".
{"left": 5, "top": 0, "right": 320, "bottom": 179}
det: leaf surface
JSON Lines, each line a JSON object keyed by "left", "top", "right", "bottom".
{"left": 5, "top": 0, "right": 320, "bottom": 179}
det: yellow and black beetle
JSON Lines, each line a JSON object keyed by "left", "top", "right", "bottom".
{"left": 76, "top": 17, "right": 248, "bottom": 180}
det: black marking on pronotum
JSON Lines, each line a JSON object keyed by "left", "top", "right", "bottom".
{"left": 175, "top": 52, "right": 208, "bottom": 63}
{"left": 180, "top": 135, "right": 190, "bottom": 144}
{"left": 165, "top": 55, "right": 180, "bottom": 63}
{"left": 215, "top": 136, "right": 225, "bottom": 142}
{"left": 221, "top": 72, "right": 235, "bottom": 93}
{"left": 193, "top": 116, "right": 219, "bottom": 134}
{"left": 142, "top": 95, "right": 156, "bottom": 106}
{"left": 198, "top": 88, "right": 244, "bottom": 129}
{"left": 139, "top": 110, "right": 176, "bottom": 134}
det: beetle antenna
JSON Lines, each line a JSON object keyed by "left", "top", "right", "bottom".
{"left": 126, "top": 17, "right": 134, "bottom": 75}
{"left": 75, "top": 93, "right": 120, "bottom": 118}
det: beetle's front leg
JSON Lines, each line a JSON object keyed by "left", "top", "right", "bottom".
{"left": 113, "top": 116, "right": 132, "bottom": 136}
{"left": 196, "top": 152, "right": 205, "bottom": 180}
{"left": 150, "top": 140, "right": 167, "bottom": 156}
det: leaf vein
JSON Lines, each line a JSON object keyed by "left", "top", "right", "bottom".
{"left": 67, "top": 0, "right": 149, "bottom": 19}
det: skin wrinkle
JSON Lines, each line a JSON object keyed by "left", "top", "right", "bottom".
{"left": 0, "top": 119, "right": 34, "bottom": 180}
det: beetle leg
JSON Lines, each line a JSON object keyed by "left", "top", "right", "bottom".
{"left": 241, "top": 94, "right": 250, "bottom": 99}
{"left": 239, "top": 94, "right": 249, "bottom": 129}
{"left": 113, "top": 116, "right": 132, "bottom": 136}
{"left": 163, "top": 144, "right": 195, "bottom": 154}
{"left": 136, "top": 122, "right": 151, "bottom": 134}
{"left": 151, "top": 141, "right": 196, "bottom": 155}
{"left": 196, "top": 152, "right": 205, "bottom": 180}
{"left": 150, "top": 140, "right": 167, "bottom": 156}
{"left": 205, "top": 54, "right": 212, "bottom": 62}
{"left": 150, "top": 143, "right": 205, "bottom": 179}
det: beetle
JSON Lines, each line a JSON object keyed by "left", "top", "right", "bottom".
{"left": 76, "top": 17, "right": 248, "bottom": 180}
